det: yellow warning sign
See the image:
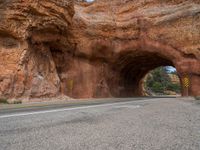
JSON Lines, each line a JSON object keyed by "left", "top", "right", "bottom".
{"left": 183, "top": 76, "right": 190, "bottom": 88}
{"left": 68, "top": 79, "right": 74, "bottom": 91}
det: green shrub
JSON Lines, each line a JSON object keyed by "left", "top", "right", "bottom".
{"left": 0, "top": 98, "right": 9, "bottom": 104}
{"left": 0, "top": 98, "right": 22, "bottom": 104}
{"left": 166, "top": 83, "right": 181, "bottom": 93}
{"left": 152, "top": 82, "right": 164, "bottom": 93}
{"left": 195, "top": 96, "right": 200, "bottom": 100}
{"left": 13, "top": 100, "right": 22, "bottom": 104}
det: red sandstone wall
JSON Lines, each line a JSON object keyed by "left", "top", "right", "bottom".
{"left": 0, "top": 0, "right": 200, "bottom": 100}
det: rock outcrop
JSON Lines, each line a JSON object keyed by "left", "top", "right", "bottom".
{"left": 0, "top": 0, "right": 74, "bottom": 99}
{"left": 0, "top": 0, "right": 200, "bottom": 100}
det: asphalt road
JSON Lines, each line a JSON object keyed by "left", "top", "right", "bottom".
{"left": 0, "top": 98, "right": 200, "bottom": 150}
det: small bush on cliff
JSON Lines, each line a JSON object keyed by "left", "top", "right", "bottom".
{"left": 0, "top": 98, "right": 9, "bottom": 104}
{"left": 0, "top": 98, "right": 22, "bottom": 104}
{"left": 195, "top": 96, "right": 200, "bottom": 100}
{"left": 13, "top": 100, "right": 22, "bottom": 104}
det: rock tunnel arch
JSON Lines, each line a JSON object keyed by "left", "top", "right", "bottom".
{"left": 103, "top": 39, "right": 196, "bottom": 98}
{"left": 108, "top": 50, "right": 181, "bottom": 97}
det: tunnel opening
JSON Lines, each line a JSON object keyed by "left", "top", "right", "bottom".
{"left": 144, "top": 66, "right": 181, "bottom": 96}
{"left": 110, "top": 51, "right": 182, "bottom": 97}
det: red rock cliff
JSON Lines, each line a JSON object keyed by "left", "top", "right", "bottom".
{"left": 0, "top": 0, "right": 200, "bottom": 100}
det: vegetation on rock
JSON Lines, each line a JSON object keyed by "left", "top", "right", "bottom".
{"left": 0, "top": 98, "right": 8, "bottom": 104}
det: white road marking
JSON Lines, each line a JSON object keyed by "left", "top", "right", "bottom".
{"left": 114, "top": 105, "right": 141, "bottom": 109}
{"left": 0, "top": 98, "right": 160, "bottom": 119}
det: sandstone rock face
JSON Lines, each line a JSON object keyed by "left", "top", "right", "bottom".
{"left": 0, "top": 0, "right": 74, "bottom": 99}
{"left": 0, "top": 0, "right": 200, "bottom": 100}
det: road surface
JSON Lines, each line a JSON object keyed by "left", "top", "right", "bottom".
{"left": 0, "top": 98, "right": 200, "bottom": 150}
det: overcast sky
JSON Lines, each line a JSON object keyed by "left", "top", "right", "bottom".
{"left": 167, "top": 66, "right": 176, "bottom": 72}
